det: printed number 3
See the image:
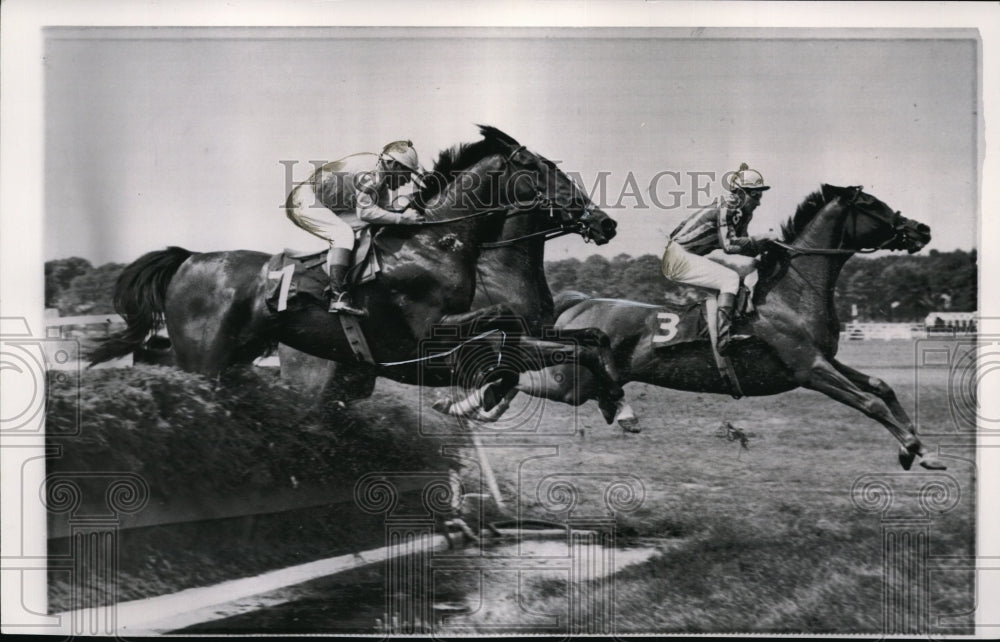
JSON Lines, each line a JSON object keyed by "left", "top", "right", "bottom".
{"left": 654, "top": 312, "right": 680, "bottom": 343}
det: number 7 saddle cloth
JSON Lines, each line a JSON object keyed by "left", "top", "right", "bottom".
{"left": 263, "top": 228, "right": 380, "bottom": 313}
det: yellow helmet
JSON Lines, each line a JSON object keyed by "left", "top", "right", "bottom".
{"left": 381, "top": 140, "right": 421, "bottom": 173}
{"left": 727, "top": 162, "right": 770, "bottom": 191}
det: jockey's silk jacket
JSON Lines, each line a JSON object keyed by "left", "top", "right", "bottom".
{"left": 308, "top": 153, "right": 411, "bottom": 229}
{"left": 669, "top": 194, "right": 761, "bottom": 257}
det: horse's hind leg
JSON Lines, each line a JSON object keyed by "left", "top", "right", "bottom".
{"left": 796, "top": 358, "right": 945, "bottom": 470}
{"left": 830, "top": 358, "right": 937, "bottom": 470}
{"left": 554, "top": 327, "right": 626, "bottom": 424}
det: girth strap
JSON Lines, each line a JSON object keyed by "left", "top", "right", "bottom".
{"left": 339, "top": 314, "right": 375, "bottom": 363}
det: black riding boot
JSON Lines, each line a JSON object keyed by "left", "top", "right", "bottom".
{"left": 716, "top": 292, "right": 737, "bottom": 356}
{"left": 327, "top": 264, "right": 366, "bottom": 316}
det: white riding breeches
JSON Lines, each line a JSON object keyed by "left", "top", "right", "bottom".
{"left": 286, "top": 182, "right": 357, "bottom": 249}
{"left": 661, "top": 241, "right": 740, "bottom": 296}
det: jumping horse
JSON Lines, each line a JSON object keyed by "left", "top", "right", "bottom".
{"left": 466, "top": 184, "right": 947, "bottom": 471}
{"left": 299, "top": 146, "right": 636, "bottom": 424}
{"left": 89, "top": 126, "right": 623, "bottom": 413}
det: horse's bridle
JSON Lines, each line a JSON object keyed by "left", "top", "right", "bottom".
{"left": 413, "top": 145, "right": 599, "bottom": 249}
{"left": 768, "top": 187, "right": 905, "bottom": 257}
{"left": 764, "top": 187, "right": 910, "bottom": 302}
{"left": 480, "top": 145, "right": 600, "bottom": 248}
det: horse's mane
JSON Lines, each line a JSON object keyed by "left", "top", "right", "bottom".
{"left": 779, "top": 187, "right": 830, "bottom": 243}
{"left": 758, "top": 184, "right": 842, "bottom": 299}
{"left": 416, "top": 125, "right": 522, "bottom": 204}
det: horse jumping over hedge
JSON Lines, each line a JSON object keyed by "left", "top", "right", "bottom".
{"left": 89, "top": 126, "right": 623, "bottom": 413}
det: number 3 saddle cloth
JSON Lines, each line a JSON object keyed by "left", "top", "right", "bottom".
{"left": 649, "top": 300, "right": 710, "bottom": 349}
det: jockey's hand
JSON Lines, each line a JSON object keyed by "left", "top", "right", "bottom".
{"left": 401, "top": 212, "right": 426, "bottom": 224}
{"left": 754, "top": 230, "right": 781, "bottom": 248}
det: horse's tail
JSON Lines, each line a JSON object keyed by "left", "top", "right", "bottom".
{"left": 87, "top": 246, "right": 193, "bottom": 365}
{"left": 553, "top": 290, "right": 592, "bottom": 317}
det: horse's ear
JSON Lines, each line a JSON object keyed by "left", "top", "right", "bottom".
{"left": 476, "top": 124, "right": 520, "bottom": 147}
{"left": 820, "top": 184, "right": 838, "bottom": 201}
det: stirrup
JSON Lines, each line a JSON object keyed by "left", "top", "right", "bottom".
{"left": 329, "top": 294, "right": 367, "bottom": 317}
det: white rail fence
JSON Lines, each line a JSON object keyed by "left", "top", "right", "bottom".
{"left": 841, "top": 321, "right": 978, "bottom": 341}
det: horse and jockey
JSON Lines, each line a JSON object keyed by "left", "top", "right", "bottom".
{"left": 92, "top": 131, "right": 946, "bottom": 473}
{"left": 663, "top": 162, "right": 778, "bottom": 357}
{"left": 285, "top": 139, "right": 428, "bottom": 316}
{"left": 287, "top": 144, "right": 773, "bottom": 362}
{"left": 451, "top": 178, "right": 945, "bottom": 471}
{"left": 90, "top": 126, "right": 625, "bottom": 418}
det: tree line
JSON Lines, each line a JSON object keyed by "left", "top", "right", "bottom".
{"left": 545, "top": 249, "right": 976, "bottom": 323}
{"left": 45, "top": 248, "right": 976, "bottom": 323}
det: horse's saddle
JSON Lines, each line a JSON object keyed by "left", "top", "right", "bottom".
{"left": 649, "top": 300, "right": 710, "bottom": 349}
{"left": 264, "top": 228, "right": 381, "bottom": 313}
{"left": 650, "top": 285, "right": 754, "bottom": 351}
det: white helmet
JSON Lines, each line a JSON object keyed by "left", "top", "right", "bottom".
{"left": 727, "top": 162, "right": 770, "bottom": 191}
{"left": 381, "top": 140, "right": 421, "bottom": 173}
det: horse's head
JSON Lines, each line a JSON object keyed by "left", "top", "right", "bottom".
{"left": 463, "top": 125, "right": 614, "bottom": 246}
{"left": 783, "top": 185, "right": 932, "bottom": 255}
{"left": 500, "top": 141, "right": 618, "bottom": 245}
{"left": 819, "top": 185, "right": 930, "bottom": 254}
{"left": 418, "top": 126, "right": 617, "bottom": 245}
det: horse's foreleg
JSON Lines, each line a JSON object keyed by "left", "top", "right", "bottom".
{"left": 438, "top": 303, "right": 518, "bottom": 331}
{"left": 476, "top": 387, "right": 518, "bottom": 421}
{"left": 432, "top": 384, "right": 518, "bottom": 421}
{"left": 829, "top": 358, "right": 942, "bottom": 470}
{"left": 797, "top": 358, "right": 945, "bottom": 470}
{"left": 830, "top": 359, "right": 914, "bottom": 428}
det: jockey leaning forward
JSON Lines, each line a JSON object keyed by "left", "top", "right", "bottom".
{"left": 661, "top": 162, "right": 777, "bottom": 356}
{"left": 285, "top": 140, "right": 427, "bottom": 316}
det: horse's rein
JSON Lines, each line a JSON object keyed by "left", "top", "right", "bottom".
{"left": 402, "top": 144, "right": 589, "bottom": 248}
{"left": 767, "top": 193, "right": 902, "bottom": 258}
{"left": 765, "top": 193, "right": 904, "bottom": 299}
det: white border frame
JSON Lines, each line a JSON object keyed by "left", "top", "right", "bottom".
{"left": 3, "top": 1, "right": 997, "bottom": 636}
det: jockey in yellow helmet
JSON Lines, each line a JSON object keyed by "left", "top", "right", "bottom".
{"left": 285, "top": 140, "right": 426, "bottom": 315}
{"left": 662, "top": 162, "right": 776, "bottom": 355}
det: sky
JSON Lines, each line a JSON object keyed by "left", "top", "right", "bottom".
{"left": 44, "top": 28, "right": 980, "bottom": 265}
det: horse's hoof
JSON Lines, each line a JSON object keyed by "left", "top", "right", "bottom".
{"left": 618, "top": 417, "right": 641, "bottom": 433}
{"left": 919, "top": 456, "right": 947, "bottom": 471}
{"left": 431, "top": 396, "right": 454, "bottom": 415}
{"left": 898, "top": 446, "right": 915, "bottom": 471}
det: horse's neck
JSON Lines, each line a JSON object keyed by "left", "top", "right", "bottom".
{"left": 475, "top": 236, "right": 553, "bottom": 328}
{"left": 422, "top": 158, "right": 510, "bottom": 247}
{"left": 766, "top": 209, "right": 852, "bottom": 331}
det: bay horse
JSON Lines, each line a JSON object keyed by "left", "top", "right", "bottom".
{"left": 467, "top": 184, "right": 946, "bottom": 471}
{"left": 88, "top": 126, "right": 623, "bottom": 411}
{"left": 294, "top": 162, "right": 635, "bottom": 424}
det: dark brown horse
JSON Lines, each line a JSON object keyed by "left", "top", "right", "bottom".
{"left": 466, "top": 184, "right": 946, "bottom": 471}
{"left": 89, "top": 126, "right": 623, "bottom": 410}
{"left": 299, "top": 164, "right": 633, "bottom": 423}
